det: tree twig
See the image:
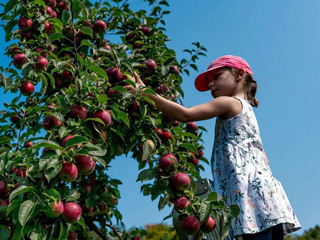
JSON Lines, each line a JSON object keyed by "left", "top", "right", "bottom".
{"left": 106, "top": 222, "right": 123, "bottom": 240}
{"left": 106, "top": 0, "right": 129, "bottom": 24}
{"left": 148, "top": 0, "right": 160, "bottom": 17}
{"left": 87, "top": 221, "right": 110, "bottom": 240}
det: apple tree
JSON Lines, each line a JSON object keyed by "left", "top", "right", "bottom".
{"left": 0, "top": 0, "right": 240, "bottom": 239}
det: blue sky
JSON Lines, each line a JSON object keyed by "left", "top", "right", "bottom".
{"left": 1, "top": 0, "right": 319, "bottom": 236}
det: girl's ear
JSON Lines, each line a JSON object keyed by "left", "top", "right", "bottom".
{"left": 237, "top": 68, "right": 246, "bottom": 81}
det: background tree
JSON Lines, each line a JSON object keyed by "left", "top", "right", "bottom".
{"left": 0, "top": 0, "right": 239, "bottom": 239}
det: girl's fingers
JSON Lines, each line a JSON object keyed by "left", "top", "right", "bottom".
{"left": 134, "top": 72, "right": 142, "bottom": 84}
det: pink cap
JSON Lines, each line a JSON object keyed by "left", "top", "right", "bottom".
{"left": 195, "top": 55, "right": 253, "bottom": 91}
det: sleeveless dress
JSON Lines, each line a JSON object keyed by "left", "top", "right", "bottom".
{"left": 210, "top": 96, "right": 301, "bottom": 237}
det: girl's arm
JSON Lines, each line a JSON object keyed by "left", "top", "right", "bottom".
{"left": 130, "top": 72, "right": 239, "bottom": 123}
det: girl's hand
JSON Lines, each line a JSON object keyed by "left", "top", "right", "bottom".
{"left": 133, "top": 72, "right": 146, "bottom": 90}
{"left": 125, "top": 72, "right": 146, "bottom": 94}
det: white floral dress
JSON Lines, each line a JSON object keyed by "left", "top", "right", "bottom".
{"left": 211, "top": 96, "right": 301, "bottom": 237}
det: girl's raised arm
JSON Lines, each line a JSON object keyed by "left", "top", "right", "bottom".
{"left": 130, "top": 72, "right": 238, "bottom": 122}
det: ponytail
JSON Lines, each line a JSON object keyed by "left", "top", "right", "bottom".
{"left": 230, "top": 68, "right": 259, "bottom": 107}
{"left": 245, "top": 74, "right": 259, "bottom": 107}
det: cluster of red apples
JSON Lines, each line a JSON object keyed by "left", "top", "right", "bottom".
{"left": 0, "top": 0, "right": 214, "bottom": 239}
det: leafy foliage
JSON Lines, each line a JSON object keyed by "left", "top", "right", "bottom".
{"left": 0, "top": 0, "right": 236, "bottom": 239}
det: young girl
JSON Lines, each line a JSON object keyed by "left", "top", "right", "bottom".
{"left": 129, "top": 55, "right": 301, "bottom": 239}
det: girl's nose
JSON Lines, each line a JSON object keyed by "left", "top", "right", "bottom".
{"left": 208, "top": 80, "right": 214, "bottom": 88}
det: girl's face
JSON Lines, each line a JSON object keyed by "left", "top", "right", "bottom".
{"left": 207, "top": 68, "right": 238, "bottom": 98}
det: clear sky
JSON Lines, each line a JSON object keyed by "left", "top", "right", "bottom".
{"left": 1, "top": 0, "right": 319, "bottom": 236}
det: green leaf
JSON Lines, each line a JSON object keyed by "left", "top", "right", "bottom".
{"left": 47, "top": 33, "right": 65, "bottom": 46}
{"left": 44, "top": 163, "right": 62, "bottom": 182}
{"left": 4, "top": 0, "right": 18, "bottom": 13}
{"left": 207, "top": 191, "right": 218, "bottom": 201}
{"left": 62, "top": 9, "right": 71, "bottom": 26}
{"left": 77, "top": 217, "right": 85, "bottom": 230}
{"left": 47, "top": 188, "right": 61, "bottom": 202}
{"left": 32, "top": 140, "right": 63, "bottom": 150}
{"left": 80, "top": 39, "right": 93, "bottom": 47}
{"left": 113, "top": 109, "right": 130, "bottom": 128}
{"left": 97, "top": 94, "right": 108, "bottom": 105}
{"left": 85, "top": 117, "right": 105, "bottom": 125}
{"left": 66, "top": 189, "right": 80, "bottom": 202}
{"left": 229, "top": 204, "right": 241, "bottom": 218}
{"left": 0, "top": 136, "right": 11, "bottom": 145}
{"left": 88, "top": 149, "right": 107, "bottom": 157}
{"left": 178, "top": 143, "right": 198, "bottom": 154}
{"left": 199, "top": 201, "right": 212, "bottom": 223}
{"left": 92, "top": 156, "right": 106, "bottom": 169}
{"left": 18, "top": 200, "right": 35, "bottom": 226}
{"left": 79, "top": 27, "right": 93, "bottom": 37}
{"left": 136, "top": 169, "right": 158, "bottom": 182}
{"left": 89, "top": 66, "right": 108, "bottom": 80}
{"left": 9, "top": 186, "right": 36, "bottom": 202}
{"left": 72, "top": 0, "right": 82, "bottom": 18}
{"left": 65, "top": 136, "right": 88, "bottom": 148}
{"left": 11, "top": 223, "right": 22, "bottom": 240}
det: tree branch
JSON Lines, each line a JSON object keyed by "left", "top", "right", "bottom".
{"left": 106, "top": 222, "right": 123, "bottom": 240}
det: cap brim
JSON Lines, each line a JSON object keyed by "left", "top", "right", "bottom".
{"left": 195, "top": 67, "right": 222, "bottom": 92}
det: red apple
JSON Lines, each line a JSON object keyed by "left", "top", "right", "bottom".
{"left": 82, "top": 184, "right": 91, "bottom": 194}
{"left": 13, "top": 53, "right": 28, "bottom": 69}
{"left": 0, "top": 181, "right": 9, "bottom": 198}
{"left": 20, "top": 82, "right": 34, "bottom": 96}
{"left": 75, "top": 154, "right": 94, "bottom": 173}
{"left": 18, "top": 17, "right": 33, "bottom": 31}
{"left": 58, "top": 162, "right": 78, "bottom": 182}
{"left": 126, "top": 32, "right": 136, "bottom": 42}
{"left": 139, "top": 139, "right": 156, "bottom": 153}
{"left": 61, "top": 65, "right": 74, "bottom": 83}
{"left": 172, "top": 120, "right": 179, "bottom": 127}
{"left": 44, "top": 21, "right": 53, "bottom": 34}
{"left": 52, "top": 10, "right": 57, "bottom": 18}
{"left": 186, "top": 122, "right": 198, "bottom": 131}
{"left": 131, "top": 237, "right": 140, "bottom": 240}
{"left": 10, "top": 115, "right": 21, "bottom": 123}
{"left": 68, "top": 230, "right": 77, "bottom": 240}
{"left": 196, "top": 149, "right": 204, "bottom": 158}
{"left": 99, "top": 202, "right": 107, "bottom": 213}
{"left": 106, "top": 67, "right": 122, "bottom": 83}
{"left": 45, "top": 6, "right": 54, "bottom": 17}
{"left": 19, "top": 31, "right": 32, "bottom": 40}
{"left": 68, "top": 105, "right": 87, "bottom": 121}
{"left": 35, "top": 47, "right": 48, "bottom": 57}
{"left": 159, "top": 154, "right": 177, "bottom": 172}
{"left": 46, "top": 0, "right": 57, "bottom": 8}
{"left": 91, "top": 110, "right": 112, "bottom": 128}
{"left": 24, "top": 141, "right": 33, "bottom": 148}
{"left": 170, "top": 65, "right": 180, "bottom": 75}
{"left": 128, "top": 102, "right": 140, "bottom": 117}
{"left": 155, "top": 84, "right": 169, "bottom": 95}
{"left": 81, "top": 203, "right": 94, "bottom": 216}
{"left": 172, "top": 172, "right": 190, "bottom": 191}
{"left": 133, "top": 42, "right": 142, "bottom": 50}
{"left": 140, "top": 25, "right": 151, "bottom": 35}
{"left": 143, "top": 59, "right": 157, "bottom": 70}
{"left": 190, "top": 157, "right": 199, "bottom": 167}
{"left": 154, "top": 127, "right": 163, "bottom": 136}
{"left": 43, "top": 115, "right": 63, "bottom": 130}
{"left": 9, "top": 47, "right": 21, "bottom": 57}
{"left": 0, "top": 199, "right": 9, "bottom": 206}
{"left": 34, "top": 56, "right": 49, "bottom": 71}
{"left": 11, "top": 167, "right": 26, "bottom": 177}
{"left": 61, "top": 135, "right": 82, "bottom": 149}
{"left": 182, "top": 216, "right": 201, "bottom": 235}
{"left": 63, "top": 202, "right": 82, "bottom": 223}
{"left": 201, "top": 216, "right": 216, "bottom": 233}
{"left": 45, "top": 200, "right": 64, "bottom": 218}
{"left": 93, "top": 20, "right": 106, "bottom": 34}
{"left": 161, "top": 131, "right": 172, "bottom": 141}
{"left": 174, "top": 197, "right": 190, "bottom": 211}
